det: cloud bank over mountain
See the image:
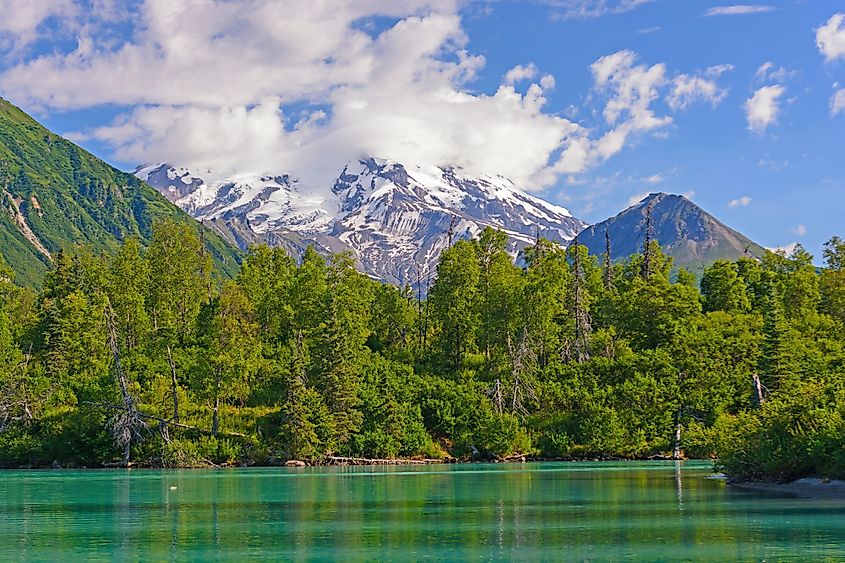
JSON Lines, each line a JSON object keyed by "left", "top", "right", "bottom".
{"left": 0, "top": 0, "right": 728, "bottom": 192}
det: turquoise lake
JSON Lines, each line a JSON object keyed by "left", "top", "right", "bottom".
{"left": 1, "top": 461, "right": 844, "bottom": 561}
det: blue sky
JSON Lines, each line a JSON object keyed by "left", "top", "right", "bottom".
{"left": 0, "top": 0, "right": 843, "bottom": 259}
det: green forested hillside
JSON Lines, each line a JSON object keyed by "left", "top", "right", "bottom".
{"left": 0, "top": 98, "right": 239, "bottom": 286}
{"left": 1, "top": 221, "right": 843, "bottom": 479}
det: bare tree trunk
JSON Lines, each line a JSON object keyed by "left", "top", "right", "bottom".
{"left": 604, "top": 229, "right": 615, "bottom": 291}
{"left": 641, "top": 201, "right": 655, "bottom": 279}
{"left": 21, "top": 343, "right": 33, "bottom": 420}
{"left": 752, "top": 374, "right": 765, "bottom": 406}
{"left": 212, "top": 396, "right": 220, "bottom": 438}
{"left": 571, "top": 237, "right": 591, "bottom": 363}
{"left": 491, "top": 378, "right": 504, "bottom": 414}
{"left": 672, "top": 411, "right": 682, "bottom": 460}
{"left": 507, "top": 328, "right": 537, "bottom": 417}
{"left": 166, "top": 344, "right": 179, "bottom": 422}
{"left": 211, "top": 367, "right": 221, "bottom": 437}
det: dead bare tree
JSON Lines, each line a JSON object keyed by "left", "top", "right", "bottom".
{"left": 508, "top": 328, "right": 538, "bottom": 416}
{"left": 672, "top": 371, "right": 685, "bottom": 460}
{"left": 570, "top": 237, "right": 592, "bottom": 363}
{"left": 604, "top": 229, "right": 615, "bottom": 291}
{"left": 752, "top": 374, "right": 766, "bottom": 406}
{"left": 641, "top": 200, "right": 656, "bottom": 279}
{"left": 105, "top": 299, "right": 147, "bottom": 466}
{"left": 446, "top": 215, "right": 459, "bottom": 247}
{"left": 487, "top": 378, "right": 504, "bottom": 415}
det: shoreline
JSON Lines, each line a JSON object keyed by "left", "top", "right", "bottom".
{"left": 728, "top": 477, "right": 845, "bottom": 499}
{"left": 0, "top": 456, "right": 713, "bottom": 473}
{"left": 2, "top": 455, "right": 702, "bottom": 470}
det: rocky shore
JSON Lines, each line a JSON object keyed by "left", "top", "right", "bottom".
{"left": 729, "top": 477, "right": 845, "bottom": 499}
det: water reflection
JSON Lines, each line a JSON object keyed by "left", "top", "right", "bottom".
{"left": 675, "top": 460, "right": 683, "bottom": 512}
{"left": 1, "top": 462, "right": 844, "bottom": 560}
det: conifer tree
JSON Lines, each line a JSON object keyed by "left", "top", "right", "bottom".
{"left": 319, "top": 253, "right": 372, "bottom": 448}
{"left": 429, "top": 240, "right": 480, "bottom": 368}
{"left": 476, "top": 227, "right": 522, "bottom": 364}
{"left": 701, "top": 260, "right": 751, "bottom": 313}
{"left": 280, "top": 330, "right": 328, "bottom": 460}
{"left": 759, "top": 283, "right": 791, "bottom": 388}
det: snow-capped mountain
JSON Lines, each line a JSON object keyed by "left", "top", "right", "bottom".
{"left": 134, "top": 159, "right": 586, "bottom": 285}
{"left": 133, "top": 164, "right": 332, "bottom": 235}
{"left": 330, "top": 158, "right": 585, "bottom": 283}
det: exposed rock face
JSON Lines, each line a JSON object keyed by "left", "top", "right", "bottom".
{"left": 328, "top": 158, "right": 586, "bottom": 284}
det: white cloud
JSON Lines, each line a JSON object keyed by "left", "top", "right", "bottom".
{"left": 728, "top": 196, "right": 752, "bottom": 208}
{"left": 551, "top": 52, "right": 730, "bottom": 175}
{"left": 667, "top": 65, "right": 732, "bottom": 110}
{"left": 2, "top": 1, "right": 463, "bottom": 108}
{"left": 754, "top": 62, "right": 797, "bottom": 84}
{"left": 504, "top": 64, "right": 538, "bottom": 85}
{"left": 0, "top": 1, "right": 730, "bottom": 192}
{"left": 548, "top": 50, "right": 678, "bottom": 176}
{"left": 704, "top": 5, "right": 776, "bottom": 17}
{"left": 642, "top": 173, "right": 664, "bottom": 184}
{"left": 87, "top": 13, "right": 579, "bottom": 188}
{"left": 789, "top": 225, "right": 807, "bottom": 236}
{"left": 0, "top": 0, "right": 75, "bottom": 52}
{"left": 816, "top": 13, "right": 845, "bottom": 62}
{"left": 590, "top": 50, "right": 669, "bottom": 129}
{"left": 2, "top": 1, "right": 582, "bottom": 188}
{"left": 768, "top": 242, "right": 799, "bottom": 256}
{"left": 743, "top": 85, "right": 785, "bottom": 133}
{"left": 638, "top": 26, "right": 661, "bottom": 34}
{"left": 832, "top": 88, "right": 845, "bottom": 116}
{"left": 757, "top": 158, "right": 789, "bottom": 171}
{"left": 545, "top": 0, "right": 655, "bottom": 20}
{"left": 627, "top": 191, "right": 651, "bottom": 206}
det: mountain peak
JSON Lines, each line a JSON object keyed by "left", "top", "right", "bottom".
{"left": 574, "top": 192, "right": 764, "bottom": 275}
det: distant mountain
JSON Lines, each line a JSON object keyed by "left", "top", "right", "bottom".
{"left": 136, "top": 158, "right": 587, "bottom": 285}
{"left": 0, "top": 98, "right": 240, "bottom": 286}
{"left": 574, "top": 193, "right": 765, "bottom": 275}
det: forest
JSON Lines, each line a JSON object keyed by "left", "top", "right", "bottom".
{"left": 0, "top": 219, "right": 844, "bottom": 483}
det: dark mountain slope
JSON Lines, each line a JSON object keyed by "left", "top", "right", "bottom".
{"left": 574, "top": 193, "right": 765, "bottom": 275}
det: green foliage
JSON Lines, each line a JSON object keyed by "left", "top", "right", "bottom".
{"left": 715, "top": 379, "right": 845, "bottom": 482}
{"left": 701, "top": 260, "right": 750, "bottom": 313}
{"left": 430, "top": 240, "right": 480, "bottom": 368}
{"left": 157, "top": 436, "right": 245, "bottom": 468}
{"left": 1, "top": 223, "right": 843, "bottom": 480}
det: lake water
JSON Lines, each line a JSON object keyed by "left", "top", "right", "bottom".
{"left": 1, "top": 461, "right": 844, "bottom": 561}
